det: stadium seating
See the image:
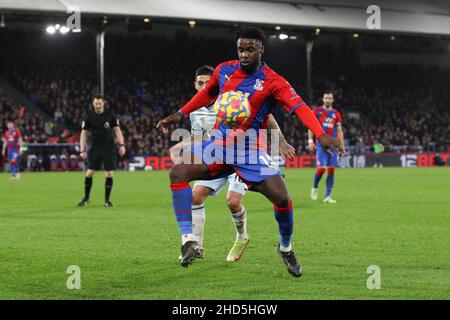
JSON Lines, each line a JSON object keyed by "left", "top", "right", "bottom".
{"left": 1, "top": 31, "right": 449, "bottom": 171}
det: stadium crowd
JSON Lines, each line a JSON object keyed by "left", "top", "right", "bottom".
{"left": 1, "top": 31, "right": 449, "bottom": 171}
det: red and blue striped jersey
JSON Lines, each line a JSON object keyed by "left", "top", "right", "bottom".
{"left": 208, "top": 60, "right": 306, "bottom": 133}
{"left": 4, "top": 129, "right": 22, "bottom": 153}
{"left": 313, "top": 106, "right": 342, "bottom": 138}
{"left": 179, "top": 60, "right": 325, "bottom": 145}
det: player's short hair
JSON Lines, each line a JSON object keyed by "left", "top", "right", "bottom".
{"left": 92, "top": 93, "right": 104, "bottom": 102}
{"left": 195, "top": 65, "right": 214, "bottom": 78}
{"left": 236, "top": 26, "right": 266, "bottom": 44}
{"left": 323, "top": 90, "right": 334, "bottom": 96}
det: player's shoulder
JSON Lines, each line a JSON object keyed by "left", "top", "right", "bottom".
{"left": 215, "top": 60, "right": 240, "bottom": 72}
{"left": 262, "top": 65, "right": 291, "bottom": 87}
{"left": 262, "top": 64, "right": 283, "bottom": 79}
{"left": 313, "top": 105, "right": 323, "bottom": 112}
{"left": 218, "top": 60, "right": 239, "bottom": 67}
{"left": 332, "top": 108, "right": 342, "bottom": 117}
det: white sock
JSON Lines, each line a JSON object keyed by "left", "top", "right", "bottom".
{"left": 181, "top": 234, "right": 194, "bottom": 245}
{"left": 192, "top": 204, "right": 205, "bottom": 247}
{"left": 279, "top": 244, "right": 292, "bottom": 252}
{"left": 231, "top": 207, "right": 247, "bottom": 241}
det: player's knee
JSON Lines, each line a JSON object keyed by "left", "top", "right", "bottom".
{"left": 227, "top": 193, "right": 242, "bottom": 213}
{"left": 273, "top": 195, "right": 291, "bottom": 209}
{"left": 86, "top": 170, "right": 95, "bottom": 177}
{"left": 192, "top": 192, "right": 205, "bottom": 205}
{"left": 227, "top": 195, "right": 242, "bottom": 213}
{"left": 105, "top": 171, "right": 113, "bottom": 178}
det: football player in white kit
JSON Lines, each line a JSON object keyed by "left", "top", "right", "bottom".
{"left": 171, "top": 65, "right": 296, "bottom": 262}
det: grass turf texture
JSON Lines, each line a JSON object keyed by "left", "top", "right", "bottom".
{"left": 0, "top": 168, "right": 449, "bottom": 299}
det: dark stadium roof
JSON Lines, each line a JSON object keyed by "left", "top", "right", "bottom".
{"left": 1, "top": 0, "right": 450, "bottom": 35}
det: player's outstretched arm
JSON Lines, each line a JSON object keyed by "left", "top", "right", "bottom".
{"left": 267, "top": 114, "right": 295, "bottom": 161}
{"left": 157, "top": 64, "right": 220, "bottom": 134}
{"left": 293, "top": 106, "right": 343, "bottom": 156}
{"left": 156, "top": 112, "right": 183, "bottom": 135}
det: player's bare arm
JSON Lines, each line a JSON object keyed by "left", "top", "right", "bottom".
{"left": 114, "top": 126, "right": 126, "bottom": 157}
{"left": 80, "top": 129, "right": 89, "bottom": 160}
{"left": 318, "top": 134, "right": 343, "bottom": 156}
{"left": 18, "top": 136, "right": 24, "bottom": 155}
{"left": 156, "top": 111, "right": 183, "bottom": 135}
{"left": 266, "top": 114, "right": 295, "bottom": 161}
{"left": 336, "top": 123, "right": 346, "bottom": 155}
{"left": 307, "top": 129, "right": 315, "bottom": 152}
{"left": 1, "top": 137, "right": 6, "bottom": 157}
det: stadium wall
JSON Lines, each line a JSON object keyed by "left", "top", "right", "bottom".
{"left": 125, "top": 153, "right": 450, "bottom": 171}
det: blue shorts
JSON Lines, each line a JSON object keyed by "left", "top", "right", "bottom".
{"left": 188, "top": 136, "right": 281, "bottom": 184}
{"left": 316, "top": 143, "right": 339, "bottom": 167}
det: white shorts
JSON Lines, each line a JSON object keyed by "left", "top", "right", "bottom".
{"left": 194, "top": 173, "right": 248, "bottom": 196}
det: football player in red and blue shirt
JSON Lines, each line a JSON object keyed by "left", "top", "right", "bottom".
{"left": 2, "top": 121, "right": 24, "bottom": 180}
{"left": 308, "top": 91, "right": 346, "bottom": 203}
{"left": 157, "top": 26, "right": 343, "bottom": 277}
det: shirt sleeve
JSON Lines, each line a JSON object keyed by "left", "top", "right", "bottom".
{"left": 271, "top": 78, "right": 306, "bottom": 115}
{"left": 16, "top": 130, "right": 22, "bottom": 138}
{"left": 111, "top": 113, "right": 120, "bottom": 128}
{"left": 336, "top": 111, "right": 342, "bottom": 125}
{"left": 272, "top": 77, "right": 325, "bottom": 138}
{"left": 81, "top": 116, "right": 90, "bottom": 130}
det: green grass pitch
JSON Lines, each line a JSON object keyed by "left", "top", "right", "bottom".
{"left": 0, "top": 168, "right": 449, "bottom": 299}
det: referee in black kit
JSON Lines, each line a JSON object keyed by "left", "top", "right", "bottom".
{"left": 78, "top": 94, "right": 126, "bottom": 207}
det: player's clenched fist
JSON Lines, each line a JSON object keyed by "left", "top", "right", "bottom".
{"left": 156, "top": 112, "right": 182, "bottom": 135}
{"left": 318, "top": 134, "right": 345, "bottom": 156}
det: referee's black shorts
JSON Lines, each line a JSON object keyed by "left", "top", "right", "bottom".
{"left": 87, "top": 147, "right": 116, "bottom": 171}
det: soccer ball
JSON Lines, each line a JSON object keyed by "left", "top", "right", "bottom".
{"left": 213, "top": 90, "right": 251, "bottom": 128}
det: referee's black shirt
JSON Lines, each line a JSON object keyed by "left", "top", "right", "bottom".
{"left": 81, "top": 110, "right": 119, "bottom": 150}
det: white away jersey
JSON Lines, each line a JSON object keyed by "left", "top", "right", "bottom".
{"left": 189, "top": 104, "right": 216, "bottom": 139}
